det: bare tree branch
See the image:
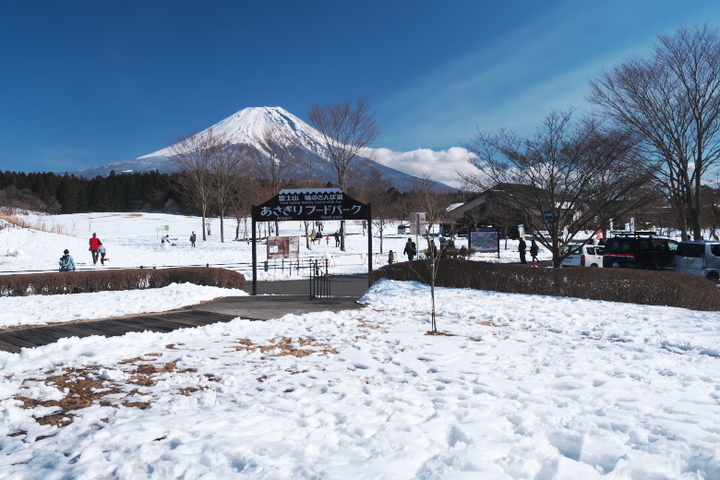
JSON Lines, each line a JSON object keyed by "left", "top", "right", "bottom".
{"left": 588, "top": 24, "right": 720, "bottom": 239}
{"left": 308, "top": 97, "right": 379, "bottom": 251}
{"left": 462, "top": 109, "right": 655, "bottom": 267}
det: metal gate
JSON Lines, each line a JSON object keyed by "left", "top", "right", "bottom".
{"left": 309, "top": 259, "right": 331, "bottom": 299}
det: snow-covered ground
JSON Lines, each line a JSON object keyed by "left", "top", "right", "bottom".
{"left": 0, "top": 211, "right": 548, "bottom": 278}
{"left": 1, "top": 212, "right": 719, "bottom": 479}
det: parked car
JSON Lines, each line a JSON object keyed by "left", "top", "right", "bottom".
{"left": 603, "top": 232, "right": 678, "bottom": 270}
{"left": 674, "top": 240, "right": 720, "bottom": 281}
{"left": 562, "top": 244, "right": 604, "bottom": 267}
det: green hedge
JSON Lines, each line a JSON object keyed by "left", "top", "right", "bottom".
{"left": 370, "top": 259, "right": 720, "bottom": 311}
{"left": 0, "top": 267, "right": 246, "bottom": 296}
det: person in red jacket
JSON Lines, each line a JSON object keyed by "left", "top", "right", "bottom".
{"left": 89, "top": 233, "right": 102, "bottom": 265}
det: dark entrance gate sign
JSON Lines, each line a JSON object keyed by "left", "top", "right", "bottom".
{"left": 254, "top": 190, "right": 369, "bottom": 222}
{"left": 250, "top": 188, "right": 372, "bottom": 295}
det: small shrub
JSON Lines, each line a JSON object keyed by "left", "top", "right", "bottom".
{"left": 371, "top": 259, "right": 720, "bottom": 311}
{"left": 0, "top": 267, "right": 246, "bottom": 297}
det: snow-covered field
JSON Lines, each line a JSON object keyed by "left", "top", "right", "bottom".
{"left": 1, "top": 212, "right": 719, "bottom": 479}
{"left": 0, "top": 211, "right": 545, "bottom": 278}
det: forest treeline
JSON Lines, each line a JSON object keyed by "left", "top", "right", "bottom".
{"left": 0, "top": 170, "right": 191, "bottom": 214}
{"left": 0, "top": 169, "right": 461, "bottom": 220}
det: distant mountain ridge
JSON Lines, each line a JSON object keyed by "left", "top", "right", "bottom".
{"left": 75, "top": 106, "right": 453, "bottom": 192}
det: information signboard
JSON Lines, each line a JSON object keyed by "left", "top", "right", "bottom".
{"left": 470, "top": 230, "right": 499, "bottom": 252}
{"left": 252, "top": 189, "right": 368, "bottom": 222}
{"left": 267, "top": 236, "right": 300, "bottom": 259}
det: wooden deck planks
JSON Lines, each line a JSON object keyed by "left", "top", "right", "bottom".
{"left": 0, "top": 311, "right": 238, "bottom": 353}
{"left": 0, "top": 277, "right": 370, "bottom": 354}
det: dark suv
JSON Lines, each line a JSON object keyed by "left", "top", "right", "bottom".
{"left": 603, "top": 232, "right": 678, "bottom": 270}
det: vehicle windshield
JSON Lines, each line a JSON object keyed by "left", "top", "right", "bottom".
{"left": 565, "top": 245, "right": 582, "bottom": 254}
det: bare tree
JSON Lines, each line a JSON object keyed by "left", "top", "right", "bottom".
{"left": 409, "top": 171, "right": 450, "bottom": 333}
{"left": 462, "top": 109, "right": 655, "bottom": 267}
{"left": 210, "top": 144, "right": 248, "bottom": 243}
{"left": 357, "top": 169, "right": 401, "bottom": 255}
{"left": 589, "top": 24, "right": 720, "bottom": 240}
{"left": 249, "top": 127, "right": 304, "bottom": 195}
{"left": 227, "top": 173, "right": 254, "bottom": 241}
{"left": 248, "top": 127, "right": 304, "bottom": 235}
{"left": 169, "top": 130, "right": 222, "bottom": 241}
{"left": 308, "top": 97, "right": 379, "bottom": 251}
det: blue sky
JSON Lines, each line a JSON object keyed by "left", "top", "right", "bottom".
{"left": 1, "top": 0, "right": 718, "bottom": 182}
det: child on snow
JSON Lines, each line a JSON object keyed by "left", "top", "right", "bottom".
{"left": 98, "top": 244, "right": 108, "bottom": 265}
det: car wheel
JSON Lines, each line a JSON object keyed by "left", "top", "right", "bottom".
{"left": 707, "top": 272, "right": 719, "bottom": 283}
{"left": 590, "top": 264, "right": 599, "bottom": 267}
{"left": 644, "top": 264, "right": 656, "bottom": 270}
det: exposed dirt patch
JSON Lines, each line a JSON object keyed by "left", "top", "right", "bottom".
{"left": 476, "top": 321, "right": 509, "bottom": 327}
{"left": 11, "top": 356, "right": 200, "bottom": 433}
{"left": 231, "top": 336, "right": 338, "bottom": 358}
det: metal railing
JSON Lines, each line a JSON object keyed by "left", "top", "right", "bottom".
{"left": 309, "top": 259, "right": 331, "bottom": 299}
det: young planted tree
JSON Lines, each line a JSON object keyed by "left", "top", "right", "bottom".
{"left": 589, "top": 24, "right": 720, "bottom": 240}
{"left": 410, "top": 172, "right": 449, "bottom": 333}
{"left": 308, "top": 97, "right": 379, "bottom": 251}
{"left": 462, "top": 109, "right": 655, "bottom": 267}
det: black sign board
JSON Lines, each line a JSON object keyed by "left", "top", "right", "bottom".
{"left": 252, "top": 189, "right": 368, "bottom": 222}
{"left": 250, "top": 189, "right": 372, "bottom": 295}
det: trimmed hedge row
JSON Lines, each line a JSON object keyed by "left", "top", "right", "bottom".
{"left": 0, "top": 267, "right": 246, "bottom": 296}
{"left": 370, "top": 259, "right": 720, "bottom": 311}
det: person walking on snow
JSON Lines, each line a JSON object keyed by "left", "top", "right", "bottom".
{"left": 518, "top": 237, "right": 527, "bottom": 264}
{"left": 190, "top": 231, "right": 196, "bottom": 248}
{"left": 530, "top": 239, "right": 539, "bottom": 266}
{"left": 89, "top": 233, "right": 102, "bottom": 265}
{"left": 59, "top": 249, "right": 76, "bottom": 272}
{"left": 403, "top": 238, "right": 417, "bottom": 261}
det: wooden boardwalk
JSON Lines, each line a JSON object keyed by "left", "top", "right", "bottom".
{"left": 0, "top": 275, "right": 370, "bottom": 354}
{"left": 0, "top": 310, "right": 238, "bottom": 354}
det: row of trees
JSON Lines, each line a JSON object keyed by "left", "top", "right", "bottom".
{"left": 0, "top": 167, "right": 460, "bottom": 250}
{"left": 0, "top": 170, "right": 187, "bottom": 214}
{"left": 460, "top": 24, "right": 720, "bottom": 266}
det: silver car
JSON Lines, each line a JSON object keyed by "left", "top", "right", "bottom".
{"left": 675, "top": 240, "right": 720, "bottom": 281}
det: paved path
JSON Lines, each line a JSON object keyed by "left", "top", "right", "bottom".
{"left": 0, "top": 275, "right": 371, "bottom": 354}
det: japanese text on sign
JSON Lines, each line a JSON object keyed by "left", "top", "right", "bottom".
{"left": 253, "top": 189, "right": 368, "bottom": 222}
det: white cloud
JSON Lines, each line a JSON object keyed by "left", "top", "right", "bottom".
{"left": 367, "top": 146, "right": 479, "bottom": 189}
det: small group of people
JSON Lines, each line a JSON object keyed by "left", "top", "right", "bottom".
{"left": 518, "top": 237, "right": 539, "bottom": 265}
{"left": 309, "top": 230, "right": 342, "bottom": 247}
{"left": 60, "top": 232, "right": 108, "bottom": 271}
{"left": 310, "top": 230, "right": 323, "bottom": 244}
{"left": 166, "top": 232, "right": 198, "bottom": 248}
{"left": 89, "top": 232, "right": 107, "bottom": 265}
{"left": 402, "top": 237, "right": 446, "bottom": 261}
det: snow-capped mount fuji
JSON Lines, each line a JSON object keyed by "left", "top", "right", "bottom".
{"left": 138, "top": 106, "right": 329, "bottom": 160}
{"left": 75, "top": 106, "right": 452, "bottom": 192}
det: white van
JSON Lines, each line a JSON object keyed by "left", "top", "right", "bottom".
{"left": 675, "top": 240, "right": 720, "bottom": 281}
{"left": 562, "top": 244, "right": 604, "bottom": 267}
